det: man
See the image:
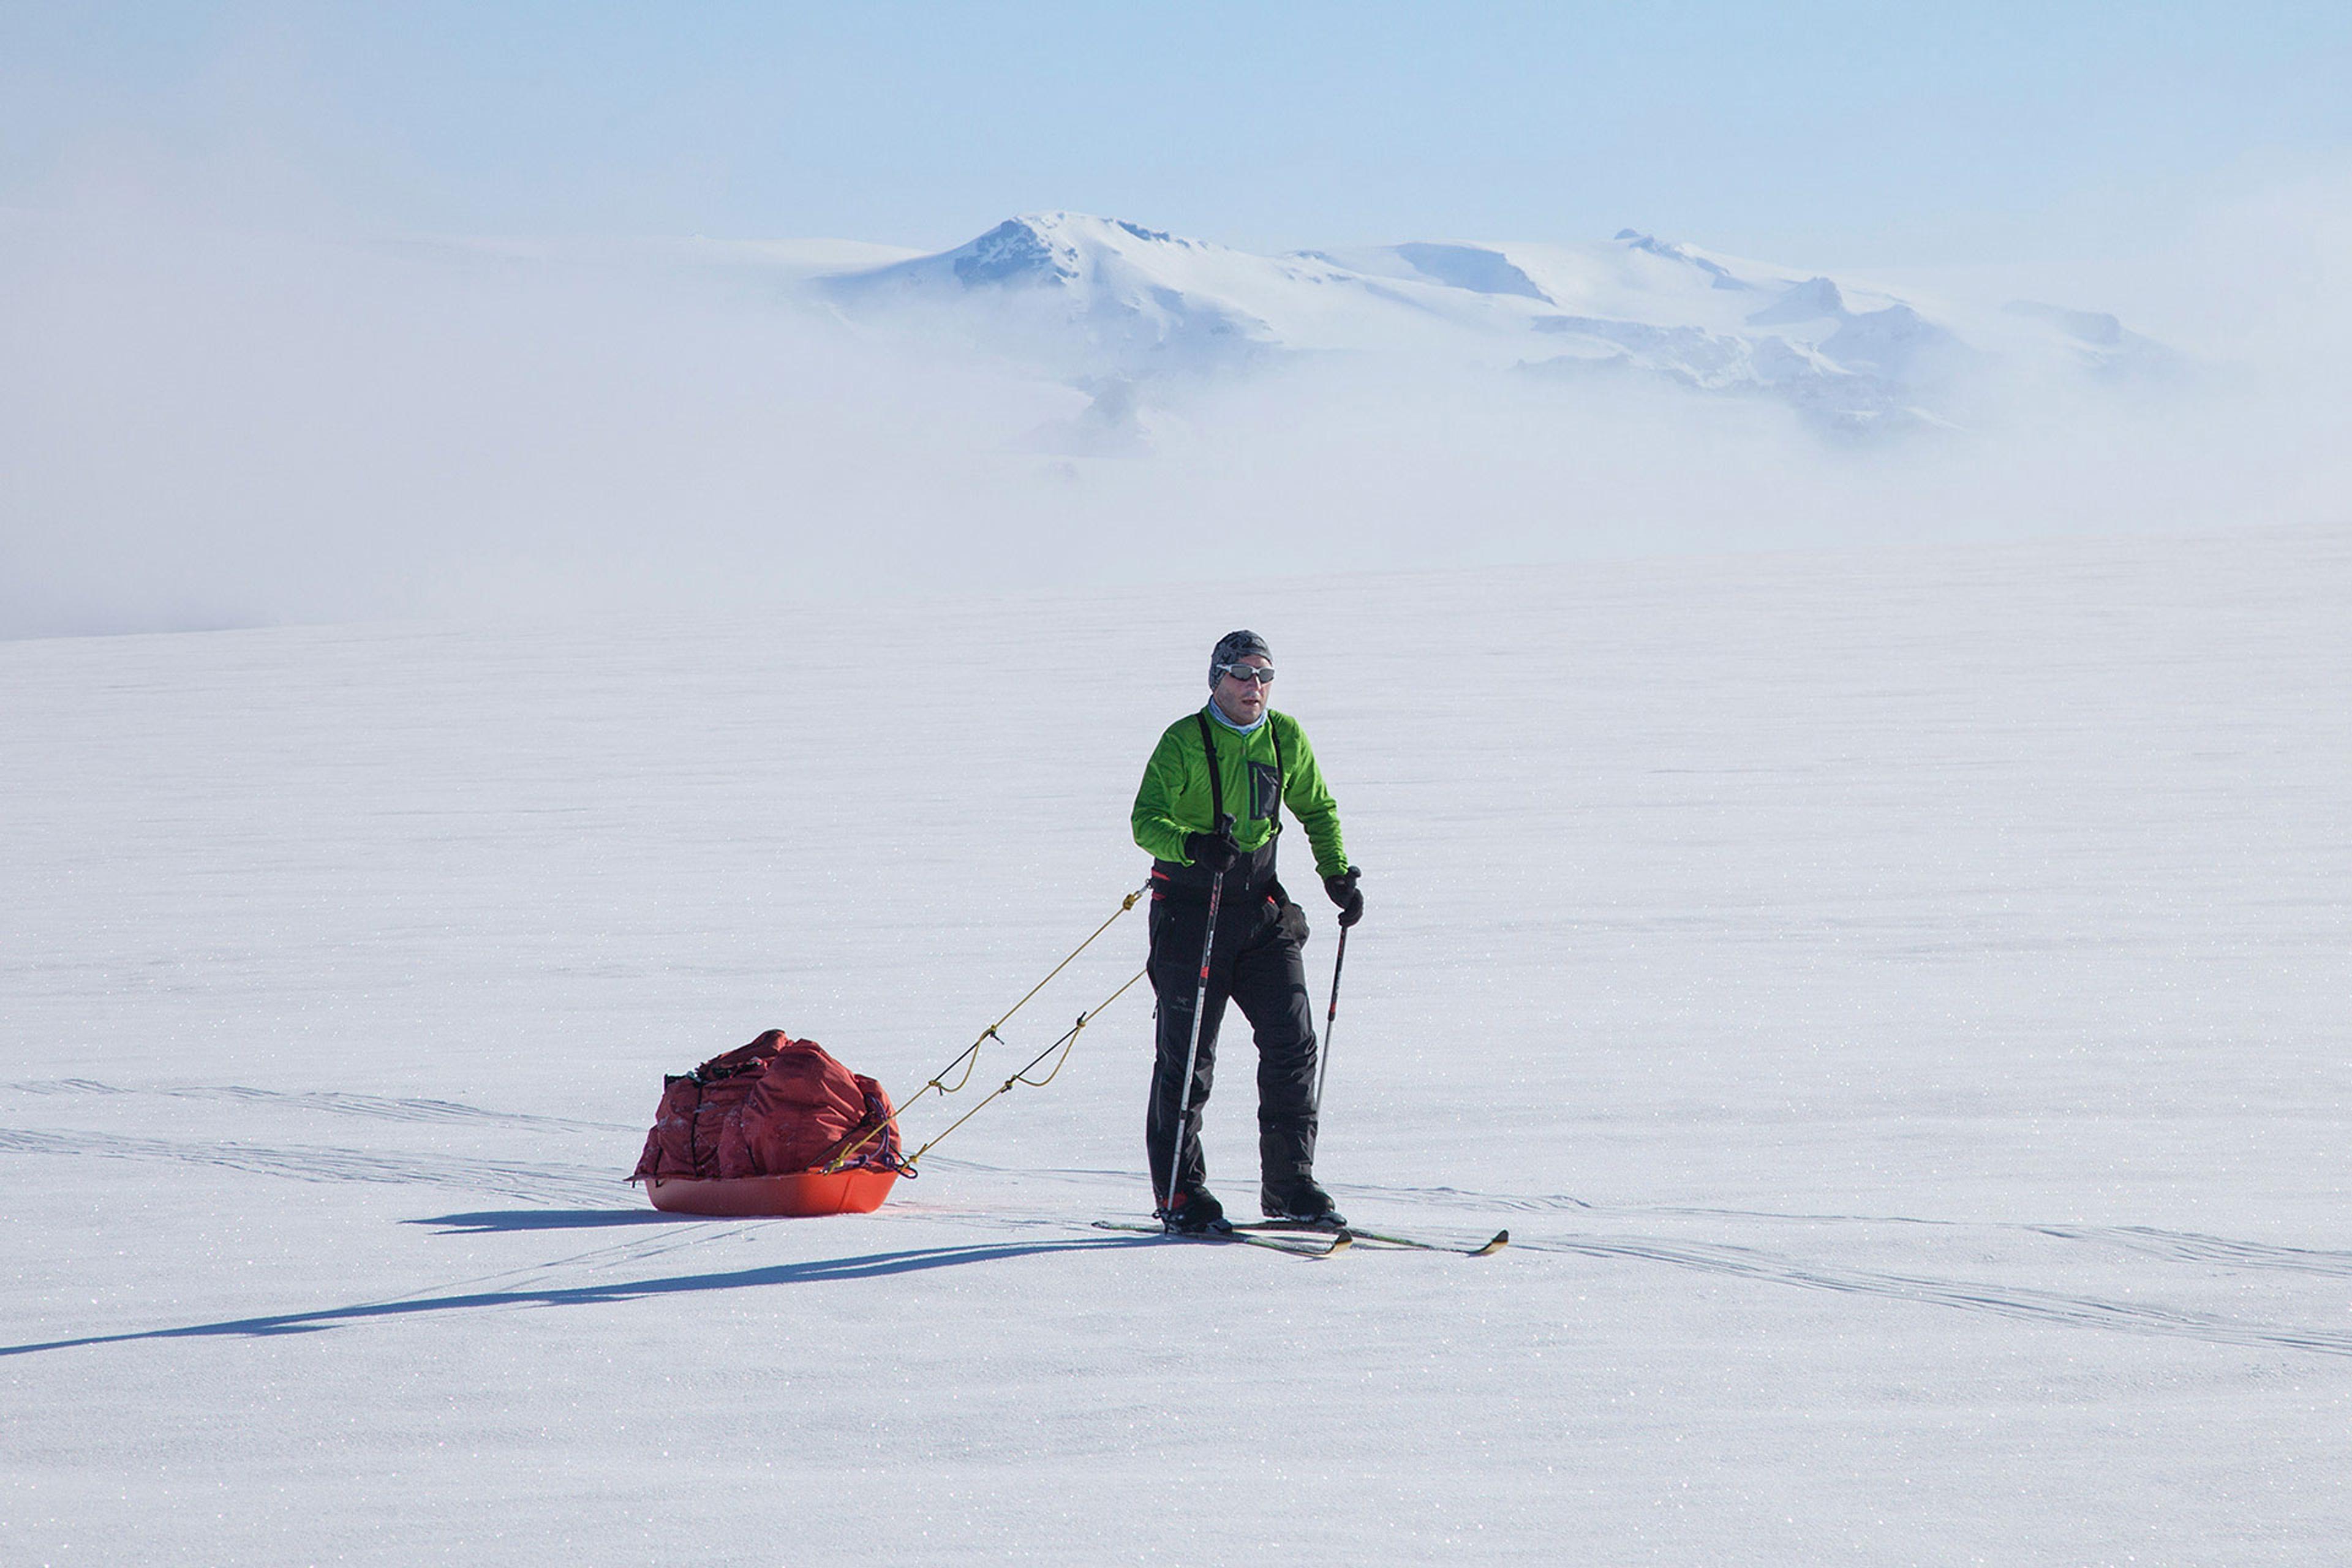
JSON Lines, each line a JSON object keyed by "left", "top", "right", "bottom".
{"left": 1131, "top": 630, "right": 1365, "bottom": 1233}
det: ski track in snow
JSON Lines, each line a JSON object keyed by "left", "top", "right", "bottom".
{"left": 924, "top": 1160, "right": 2352, "bottom": 1357}
{"left": 9, "top": 1084, "right": 2352, "bottom": 1366}
{"left": 0, "top": 1126, "right": 618, "bottom": 1206}
{"left": 11, "top": 1102, "right": 2351, "bottom": 1362}
{"left": 979, "top": 1156, "right": 2352, "bottom": 1283}
{"left": 1503, "top": 1236, "right": 2352, "bottom": 1359}
{"left": 2026, "top": 1223, "right": 2352, "bottom": 1276}
{"left": 5, "top": 1077, "right": 633, "bottom": 1131}
{"left": 7, "top": 1121, "right": 2346, "bottom": 1363}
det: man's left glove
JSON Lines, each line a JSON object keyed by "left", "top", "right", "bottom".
{"left": 1183, "top": 830, "right": 1240, "bottom": 872}
{"left": 1322, "top": 865, "right": 1363, "bottom": 928}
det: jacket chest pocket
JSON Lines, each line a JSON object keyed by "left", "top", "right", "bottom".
{"left": 1248, "top": 761, "right": 1282, "bottom": 823}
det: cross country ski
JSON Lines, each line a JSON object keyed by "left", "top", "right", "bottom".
{"left": 1093, "top": 1219, "right": 1352, "bottom": 1258}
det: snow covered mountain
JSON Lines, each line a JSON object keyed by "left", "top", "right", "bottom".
{"left": 813, "top": 211, "right": 2175, "bottom": 439}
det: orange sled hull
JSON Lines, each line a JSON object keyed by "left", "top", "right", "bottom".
{"left": 642, "top": 1169, "right": 897, "bottom": 1218}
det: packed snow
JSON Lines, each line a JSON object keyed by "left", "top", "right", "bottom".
{"left": 6, "top": 522, "right": 2349, "bottom": 1565}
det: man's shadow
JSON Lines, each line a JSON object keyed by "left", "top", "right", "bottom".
{"left": 3, "top": 1224, "right": 1144, "bottom": 1359}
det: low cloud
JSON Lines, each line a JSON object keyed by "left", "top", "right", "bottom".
{"left": 4, "top": 179, "right": 2347, "bottom": 639}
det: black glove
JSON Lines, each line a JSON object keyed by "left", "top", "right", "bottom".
{"left": 1323, "top": 865, "right": 1363, "bottom": 927}
{"left": 1184, "top": 830, "right": 1240, "bottom": 872}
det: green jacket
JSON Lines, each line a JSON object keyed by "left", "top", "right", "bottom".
{"left": 1131, "top": 706, "right": 1349, "bottom": 880}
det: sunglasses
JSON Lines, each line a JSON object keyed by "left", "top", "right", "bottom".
{"left": 1218, "top": 663, "right": 1276, "bottom": 685}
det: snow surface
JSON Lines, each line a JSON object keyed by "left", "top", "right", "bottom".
{"left": 6, "top": 523, "right": 2351, "bottom": 1565}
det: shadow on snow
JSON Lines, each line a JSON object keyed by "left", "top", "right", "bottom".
{"left": 1, "top": 1236, "right": 1146, "bottom": 1359}
{"left": 406, "top": 1208, "right": 683, "bottom": 1233}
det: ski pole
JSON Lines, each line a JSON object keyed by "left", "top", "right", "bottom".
{"left": 1313, "top": 922, "right": 1349, "bottom": 1115}
{"left": 1161, "top": 812, "right": 1234, "bottom": 1221}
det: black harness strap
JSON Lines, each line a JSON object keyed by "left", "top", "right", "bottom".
{"left": 1194, "top": 712, "right": 1224, "bottom": 826}
{"left": 1196, "top": 710, "right": 1286, "bottom": 837}
{"left": 1270, "top": 720, "right": 1286, "bottom": 825}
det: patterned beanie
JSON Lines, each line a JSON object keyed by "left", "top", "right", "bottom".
{"left": 1209, "top": 630, "right": 1272, "bottom": 687}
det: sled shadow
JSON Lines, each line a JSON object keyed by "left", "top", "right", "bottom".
{"left": 1, "top": 1237, "right": 1138, "bottom": 1360}
{"left": 407, "top": 1208, "right": 681, "bottom": 1234}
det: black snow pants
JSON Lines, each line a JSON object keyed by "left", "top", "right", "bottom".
{"left": 1144, "top": 870, "right": 1320, "bottom": 1210}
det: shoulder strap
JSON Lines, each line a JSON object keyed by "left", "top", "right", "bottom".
{"left": 1266, "top": 717, "right": 1286, "bottom": 838}
{"left": 1194, "top": 712, "right": 1224, "bottom": 826}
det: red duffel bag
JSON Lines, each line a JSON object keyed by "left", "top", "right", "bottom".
{"left": 631, "top": 1030, "right": 902, "bottom": 1215}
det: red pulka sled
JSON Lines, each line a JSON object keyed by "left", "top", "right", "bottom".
{"left": 630, "top": 1030, "right": 905, "bottom": 1217}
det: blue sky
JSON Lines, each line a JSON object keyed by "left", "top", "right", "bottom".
{"left": 6, "top": 2, "right": 2350, "bottom": 264}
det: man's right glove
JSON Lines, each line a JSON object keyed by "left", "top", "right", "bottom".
{"left": 1184, "top": 830, "right": 1240, "bottom": 872}
{"left": 1323, "top": 865, "right": 1363, "bottom": 927}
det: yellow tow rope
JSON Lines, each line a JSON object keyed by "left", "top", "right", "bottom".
{"left": 891, "top": 966, "right": 1147, "bottom": 1172}
{"left": 818, "top": 882, "right": 1150, "bottom": 1172}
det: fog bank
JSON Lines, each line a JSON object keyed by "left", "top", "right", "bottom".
{"left": 4, "top": 195, "right": 2347, "bottom": 639}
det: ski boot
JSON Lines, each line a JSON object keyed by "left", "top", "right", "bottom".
{"left": 1157, "top": 1188, "right": 1232, "bottom": 1235}
{"left": 1260, "top": 1180, "right": 1347, "bottom": 1231}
